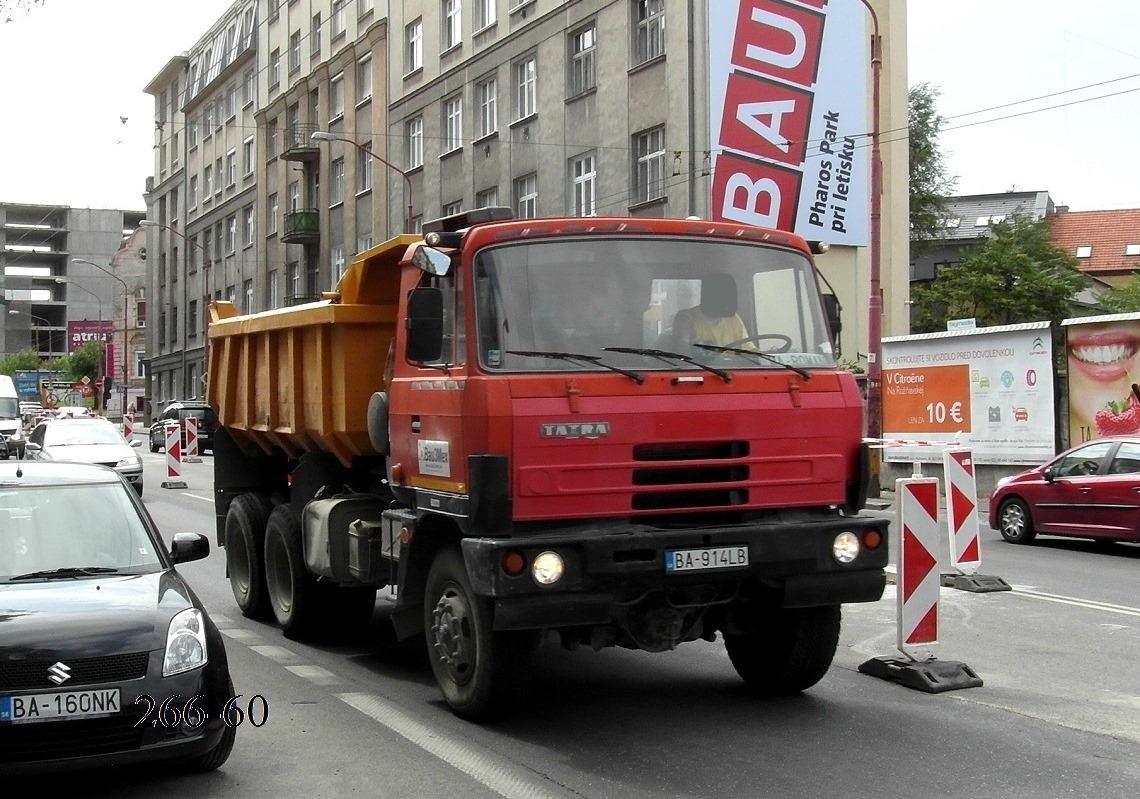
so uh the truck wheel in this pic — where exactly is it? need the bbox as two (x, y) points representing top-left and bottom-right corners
(724, 605), (841, 695)
(225, 494), (273, 619)
(424, 549), (537, 721)
(263, 505), (321, 639)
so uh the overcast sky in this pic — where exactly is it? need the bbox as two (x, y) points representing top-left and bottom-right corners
(1, 1), (1137, 213)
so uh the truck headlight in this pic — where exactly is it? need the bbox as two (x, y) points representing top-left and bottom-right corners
(531, 551), (564, 586)
(163, 608), (208, 676)
(832, 532), (861, 564)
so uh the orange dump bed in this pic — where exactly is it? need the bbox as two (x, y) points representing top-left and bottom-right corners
(206, 235), (415, 467)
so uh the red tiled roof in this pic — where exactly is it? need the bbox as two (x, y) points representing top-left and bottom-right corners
(1049, 208), (1140, 276)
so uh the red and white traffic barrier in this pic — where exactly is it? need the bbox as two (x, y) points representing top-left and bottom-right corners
(161, 422), (187, 489)
(943, 448), (981, 575)
(897, 476), (940, 658)
(183, 416), (202, 463)
(123, 411), (134, 440)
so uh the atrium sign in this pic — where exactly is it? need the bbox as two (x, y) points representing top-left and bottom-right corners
(708, 0), (869, 245)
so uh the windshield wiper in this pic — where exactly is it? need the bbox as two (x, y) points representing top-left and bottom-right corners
(693, 344), (812, 380)
(506, 350), (645, 384)
(9, 566), (122, 581)
(601, 347), (731, 383)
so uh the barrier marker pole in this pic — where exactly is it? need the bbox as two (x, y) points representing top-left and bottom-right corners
(183, 416), (202, 463)
(161, 422), (187, 489)
(941, 447), (1011, 593)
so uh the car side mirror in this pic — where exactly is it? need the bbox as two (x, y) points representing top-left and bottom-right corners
(130, 439), (141, 448)
(24, 442), (41, 453)
(170, 532), (210, 564)
(1043, 465), (1056, 483)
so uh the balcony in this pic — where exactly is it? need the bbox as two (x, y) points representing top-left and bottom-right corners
(286, 294), (321, 306)
(282, 123), (321, 161)
(282, 209), (320, 244)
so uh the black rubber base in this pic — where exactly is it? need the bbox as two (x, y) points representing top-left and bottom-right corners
(940, 573), (1012, 592)
(859, 656), (984, 693)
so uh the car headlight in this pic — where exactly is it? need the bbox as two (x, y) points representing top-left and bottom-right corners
(163, 608), (208, 676)
(115, 455), (142, 469)
(832, 531), (861, 564)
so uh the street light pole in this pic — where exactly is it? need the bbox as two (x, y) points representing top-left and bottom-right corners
(57, 278), (106, 413)
(859, 0), (884, 487)
(310, 131), (414, 234)
(140, 220), (213, 392)
(72, 258), (131, 418)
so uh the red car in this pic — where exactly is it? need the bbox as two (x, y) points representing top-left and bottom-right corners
(989, 436), (1140, 545)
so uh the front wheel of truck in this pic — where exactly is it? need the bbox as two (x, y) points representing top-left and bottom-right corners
(424, 549), (538, 722)
(225, 493), (273, 620)
(724, 605), (841, 695)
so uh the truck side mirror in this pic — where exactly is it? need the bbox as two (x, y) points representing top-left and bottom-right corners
(406, 287), (444, 363)
(821, 294), (841, 347)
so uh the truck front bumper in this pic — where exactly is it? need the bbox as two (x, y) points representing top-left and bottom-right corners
(460, 513), (888, 631)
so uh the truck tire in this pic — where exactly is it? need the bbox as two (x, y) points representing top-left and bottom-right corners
(424, 549), (538, 721)
(225, 494), (273, 620)
(263, 504), (322, 639)
(724, 605), (841, 695)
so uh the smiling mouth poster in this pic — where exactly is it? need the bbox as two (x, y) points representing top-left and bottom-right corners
(1062, 312), (1140, 444)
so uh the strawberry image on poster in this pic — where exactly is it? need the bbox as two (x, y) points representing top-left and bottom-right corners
(1094, 392), (1140, 436)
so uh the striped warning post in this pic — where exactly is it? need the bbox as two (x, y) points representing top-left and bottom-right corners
(161, 422), (187, 489)
(943, 448), (981, 575)
(897, 476), (940, 658)
(123, 411), (134, 441)
(183, 416), (202, 463)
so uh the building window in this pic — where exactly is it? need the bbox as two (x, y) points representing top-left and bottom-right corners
(203, 103), (214, 134)
(289, 181), (300, 212)
(569, 24), (596, 95)
(266, 119), (278, 160)
(476, 76), (496, 138)
(214, 96), (224, 129)
(226, 215), (237, 254)
(443, 201), (463, 216)
(357, 232), (373, 252)
(332, 0), (347, 39)
(356, 54), (373, 101)
(443, 0), (462, 51)
(226, 149), (236, 187)
(288, 262), (301, 299)
(475, 187), (499, 208)
(136, 298), (147, 329)
(242, 136), (254, 175)
(270, 49), (281, 87)
(239, 279), (251, 314)
(633, 0), (665, 66)
(571, 153), (596, 216)
(1076, 245), (1092, 258)
(311, 12), (322, 56)
(1126, 244), (1140, 256)
(268, 193), (279, 235)
(444, 95), (463, 153)
(356, 143), (372, 193)
(226, 83), (237, 119)
(268, 269), (279, 310)
(243, 67), (255, 106)
(407, 116), (424, 169)
(332, 246), (346, 285)
(514, 172), (537, 218)
(289, 30), (301, 73)
(633, 127), (666, 203)
(360, 0), (374, 17)
(405, 18), (423, 74)
(474, 0), (495, 30)
(189, 175), (198, 208)
(331, 157), (345, 205)
(188, 116), (198, 148)
(513, 56), (536, 120)
(331, 74), (345, 120)
(203, 164), (212, 197)
(243, 205), (254, 246)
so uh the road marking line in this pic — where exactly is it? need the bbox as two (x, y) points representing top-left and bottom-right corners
(286, 665), (340, 686)
(1010, 587), (1140, 617)
(249, 644), (301, 661)
(338, 692), (580, 799)
(220, 628), (263, 643)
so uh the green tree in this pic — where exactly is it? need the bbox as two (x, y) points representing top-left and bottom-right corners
(910, 213), (1088, 333)
(68, 341), (103, 383)
(909, 83), (957, 254)
(1092, 275), (1140, 313)
(0, 349), (39, 376)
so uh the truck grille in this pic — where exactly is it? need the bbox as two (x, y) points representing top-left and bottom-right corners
(631, 440), (749, 510)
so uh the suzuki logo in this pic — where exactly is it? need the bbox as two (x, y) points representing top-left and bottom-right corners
(47, 662), (71, 685)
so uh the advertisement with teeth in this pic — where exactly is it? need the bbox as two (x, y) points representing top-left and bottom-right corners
(1062, 312), (1140, 446)
(882, 323), (1054, 464)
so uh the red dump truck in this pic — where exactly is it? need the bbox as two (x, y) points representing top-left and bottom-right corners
(207, 208), (887, 720)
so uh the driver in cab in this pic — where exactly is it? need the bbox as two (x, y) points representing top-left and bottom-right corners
(669, 274), (753, 350)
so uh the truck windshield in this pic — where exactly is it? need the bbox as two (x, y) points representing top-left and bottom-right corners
(473, 236), (836, 375)
(0, 398), (18, 420)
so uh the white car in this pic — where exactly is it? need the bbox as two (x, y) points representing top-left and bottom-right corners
(24, 417), (144, 497)
(53, 406), (92, 418)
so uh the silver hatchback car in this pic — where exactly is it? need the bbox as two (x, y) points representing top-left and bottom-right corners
(24, 417), (144, 497)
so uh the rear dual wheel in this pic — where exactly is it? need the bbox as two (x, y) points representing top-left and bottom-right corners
(225, 493), (274, 619)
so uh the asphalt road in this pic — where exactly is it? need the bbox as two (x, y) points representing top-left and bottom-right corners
(11, 448), (1140, 797)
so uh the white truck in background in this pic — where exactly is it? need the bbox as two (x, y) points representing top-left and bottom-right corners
(0, 375), (24, 459)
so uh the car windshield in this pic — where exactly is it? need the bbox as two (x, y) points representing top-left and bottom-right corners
(0, 482), (163, 582)
(473, 236), (836, 374)
(0, 397), (18, 420)
(43, 421), (127, 447)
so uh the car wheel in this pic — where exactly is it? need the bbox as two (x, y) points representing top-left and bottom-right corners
(424, 549), (538, 721)
(149, 431), (160, 453)
(185, 678), (237, 772)
(225, 493), (274, 619)
(724, 604), (841, 695)
(998, 497), (1036, 544)
(264, 504), (322, 638)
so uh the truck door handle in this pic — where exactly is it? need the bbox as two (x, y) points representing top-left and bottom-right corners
(411, 416), (421, 433)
